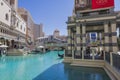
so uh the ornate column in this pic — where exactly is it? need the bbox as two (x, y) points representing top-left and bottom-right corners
(4, 29), (7, 45)
(75, 23), (82, 59)
(67, 27), (72, 57)
(99, 32), (103, 51)
(97, 32), (100, 52)
(101, 32), (104, 50)
(104, 21), (110, 52)
(111, 21), (118, 52)
(71, 30), (74, 59)
(82, 23), (86, 59)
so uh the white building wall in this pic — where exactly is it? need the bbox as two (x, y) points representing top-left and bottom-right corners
(15, 14), (26, 35)
(0, 0), (11, 26)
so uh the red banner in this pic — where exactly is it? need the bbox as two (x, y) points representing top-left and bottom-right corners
(92, 0), (114, 9)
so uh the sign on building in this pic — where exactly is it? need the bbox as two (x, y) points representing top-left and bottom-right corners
(92, 0), (114, 9)
(75, 0), (114, 11)
(91, 33), (96, 42)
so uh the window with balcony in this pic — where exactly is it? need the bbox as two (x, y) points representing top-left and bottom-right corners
(99, 10), (109, 15)
(10, 0), (15, 6)
(90, 12), (98, 16)
(82, 13), (90, 17)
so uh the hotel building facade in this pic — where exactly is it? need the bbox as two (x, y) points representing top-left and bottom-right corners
(18, 8), (34, 45)
(18, 8), (45, 48)
(0, 0), (45, 49)
(0, 0), (26, 48)
(64, 0), (120, 79)
(65, 0), (120, 59)
(34, 23), (44, 42)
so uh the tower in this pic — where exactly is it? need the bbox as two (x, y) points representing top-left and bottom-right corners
(10, 0), (18, 11)
(53, 29), (60, 38)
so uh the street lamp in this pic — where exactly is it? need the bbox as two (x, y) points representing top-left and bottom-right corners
(17, 34), (20, 49)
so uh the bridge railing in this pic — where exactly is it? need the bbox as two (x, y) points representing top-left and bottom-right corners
(64, 50), (72, 57)
(70, 49), (104, 60)
(105, 52), (120, 73)
(45, 43), (67, 47)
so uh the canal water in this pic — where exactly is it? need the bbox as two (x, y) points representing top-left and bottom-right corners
(0, 51), (110, 80)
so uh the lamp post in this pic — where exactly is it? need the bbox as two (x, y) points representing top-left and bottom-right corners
(17, 34), (20, 49)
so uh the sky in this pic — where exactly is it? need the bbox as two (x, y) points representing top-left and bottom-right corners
(18, 0), (120, 36)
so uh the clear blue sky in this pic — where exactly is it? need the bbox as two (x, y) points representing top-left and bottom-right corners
(18, 0), (120, 36)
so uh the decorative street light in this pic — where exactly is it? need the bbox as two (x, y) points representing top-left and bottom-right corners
(17, 34), (21, 49)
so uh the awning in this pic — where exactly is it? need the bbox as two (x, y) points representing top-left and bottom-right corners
(0, 42), (2, 45)
(37, 46), (44, 48)
(0, 36), (12, 40)
(0, 44), (8, 48)
(4, 37), (12, 40)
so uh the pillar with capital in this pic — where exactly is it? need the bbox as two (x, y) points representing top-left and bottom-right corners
(71, 30), (74, 59)
(67, 27), (72, 57)
(75, 23), (82, 59)
(104, 21), (110, 52)
(111, 21), (118, 52)
(82, 23), (86, 59)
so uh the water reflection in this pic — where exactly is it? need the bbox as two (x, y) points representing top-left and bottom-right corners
(33, 63), (111, 80)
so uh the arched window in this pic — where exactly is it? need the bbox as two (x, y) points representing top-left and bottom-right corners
(5, 13), (9, 21)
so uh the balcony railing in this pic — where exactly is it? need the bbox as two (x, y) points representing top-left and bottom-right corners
(77, 12), (116, 19)
(65, 50), (72, 57)
(65, 50), (120, 73)
(105, 52), (120, 73)
(10, 24), (16, 30)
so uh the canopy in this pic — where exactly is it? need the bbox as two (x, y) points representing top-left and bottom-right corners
(37, 46), (44, 48)
(0, 44), (8, 48)
(118, 52), (120, 55)
(0, 42), (2, 45)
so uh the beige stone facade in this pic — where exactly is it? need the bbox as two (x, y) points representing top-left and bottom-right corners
(18, 8), (34, 43)
(53, 29), (60, 38)
(34, 23), (44, 41)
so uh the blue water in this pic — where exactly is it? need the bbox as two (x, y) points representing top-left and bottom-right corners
(0, 51), (111, 80)
(0, 51), (64, 80)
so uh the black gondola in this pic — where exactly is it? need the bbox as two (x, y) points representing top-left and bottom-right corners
(58, 53), (64, 58)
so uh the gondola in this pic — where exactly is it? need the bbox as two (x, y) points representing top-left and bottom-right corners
(58, 53), (64, 58)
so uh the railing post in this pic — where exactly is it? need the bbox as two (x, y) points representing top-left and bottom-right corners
(72, 50), (74, 60)
(104, 51), (106, 61)
(110, 52), (113, 66)
(92, 49), (95, 60)
(64, 50), (66, 58)
(82, 50), (84, 60)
